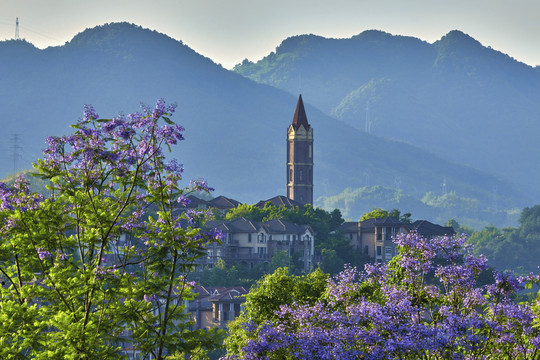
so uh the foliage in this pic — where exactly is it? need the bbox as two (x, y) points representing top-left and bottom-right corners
(359, 207), (411, 223)
(223, 268), (328, 358)
(225, 203), (348, 272)
(223, 233), (540, 359)
(320, 186), (519, 230)
(468, 205), (540, 275)
(0, 100), (223, 359)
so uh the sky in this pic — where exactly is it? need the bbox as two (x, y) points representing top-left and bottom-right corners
(0, 0), (539, 69)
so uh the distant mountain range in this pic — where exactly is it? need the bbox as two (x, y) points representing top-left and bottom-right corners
(0, 23), (534, 227)
(234, 30), (540, 203)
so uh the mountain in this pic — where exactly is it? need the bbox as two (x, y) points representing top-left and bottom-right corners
(0, 23), (527, 227)
(234, 30), (540, 202)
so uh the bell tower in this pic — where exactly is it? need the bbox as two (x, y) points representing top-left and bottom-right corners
(287, 94), (313, 205)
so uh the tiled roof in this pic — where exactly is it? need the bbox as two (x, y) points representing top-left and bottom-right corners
(210, 217), (262, 233)
(264, 219), (309, 234)
(291, 94), (310, 130)
(255, 195), (303, 209)
(340, 221), (359, 232)
(373, 217), (403, 226)
(208, 287), (248, 302)
(208, 196), (241, 209)
(184, 195), (209, 208)
(411, 220), (456, 236)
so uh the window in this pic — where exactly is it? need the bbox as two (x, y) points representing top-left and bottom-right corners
(309, 144), (312, 158)
(258, 234), (266, 243)
(289, 168), (293, 182)
(364, 245), (369, 255)
(299, 169), (303, 181)
(385, 246), (393, 261)
(376, 246), (382, 256)
(248, 234), (252, 242)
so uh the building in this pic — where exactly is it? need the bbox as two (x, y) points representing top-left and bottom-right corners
(341, 218), (455, 263)
(255, 195), (304, 209)
(287, 95), (314, 205)
(189, 286), (248, 330)
(204, 217), (315, 272)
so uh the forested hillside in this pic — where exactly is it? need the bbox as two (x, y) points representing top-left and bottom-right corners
(234, 30), (540, 203)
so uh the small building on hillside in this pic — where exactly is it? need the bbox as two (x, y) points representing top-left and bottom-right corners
(341, 218), (455, 263)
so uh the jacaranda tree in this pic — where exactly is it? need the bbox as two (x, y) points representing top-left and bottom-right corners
(223, 233), (540, 359)
(0, 100), (223, 359)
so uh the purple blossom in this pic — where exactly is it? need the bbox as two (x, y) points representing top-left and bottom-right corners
(37, 248), (52, 260)
(144, 293), (159, 302)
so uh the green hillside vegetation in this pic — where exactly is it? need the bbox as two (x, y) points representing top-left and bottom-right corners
(468, 205), (540, 275)
(318, 185), (519, 229)
(234, 30), (540, 204)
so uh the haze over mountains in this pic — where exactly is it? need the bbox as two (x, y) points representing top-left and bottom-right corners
(0, 23), (536, 227)
(234, 30), (540, 201)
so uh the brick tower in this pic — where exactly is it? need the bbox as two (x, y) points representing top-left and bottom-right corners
(287, 94), (313, 205)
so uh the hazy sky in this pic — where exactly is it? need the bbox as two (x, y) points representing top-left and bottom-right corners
(1, 0), (539, 69)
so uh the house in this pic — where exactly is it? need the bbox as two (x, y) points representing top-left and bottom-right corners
(189, 286), (248, 330)
(255, 195), (304, 209)
(204, 217), (315, 271)
(341, 218), (455, 263)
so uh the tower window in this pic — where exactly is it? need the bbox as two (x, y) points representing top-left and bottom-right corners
(289, 168), (292, 183)
(309, 145), (312, 158)
(299, 169), (303, 181)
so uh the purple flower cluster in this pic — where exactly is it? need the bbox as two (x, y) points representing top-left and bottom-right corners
(227, 233), (540, 359)
(37, 247), (52, 260)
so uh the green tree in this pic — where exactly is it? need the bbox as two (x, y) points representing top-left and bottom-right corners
(224, 268), (327, 358)
(270, 250), (293, 273)
(0, 101), (223, 359)
(360, 207), (411, 223)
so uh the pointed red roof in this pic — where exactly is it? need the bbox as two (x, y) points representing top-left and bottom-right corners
(291, 94), (310, 130)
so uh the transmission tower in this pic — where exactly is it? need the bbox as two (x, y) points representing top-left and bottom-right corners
(15, 18), (20, 40)
(9, 134), (22, 173)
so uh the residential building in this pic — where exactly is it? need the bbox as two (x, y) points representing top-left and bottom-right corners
(341, 218), (455, 263)
(189, 286), (248, 330)
(204, 217), (315, 272)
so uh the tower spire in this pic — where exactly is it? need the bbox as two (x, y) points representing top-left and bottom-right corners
(291, 94), (310, 130)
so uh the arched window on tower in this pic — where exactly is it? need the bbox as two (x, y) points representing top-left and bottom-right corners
(309, 144), (312, 159)
(289, 168), (293, 183)
(299, 169), (303, 181)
